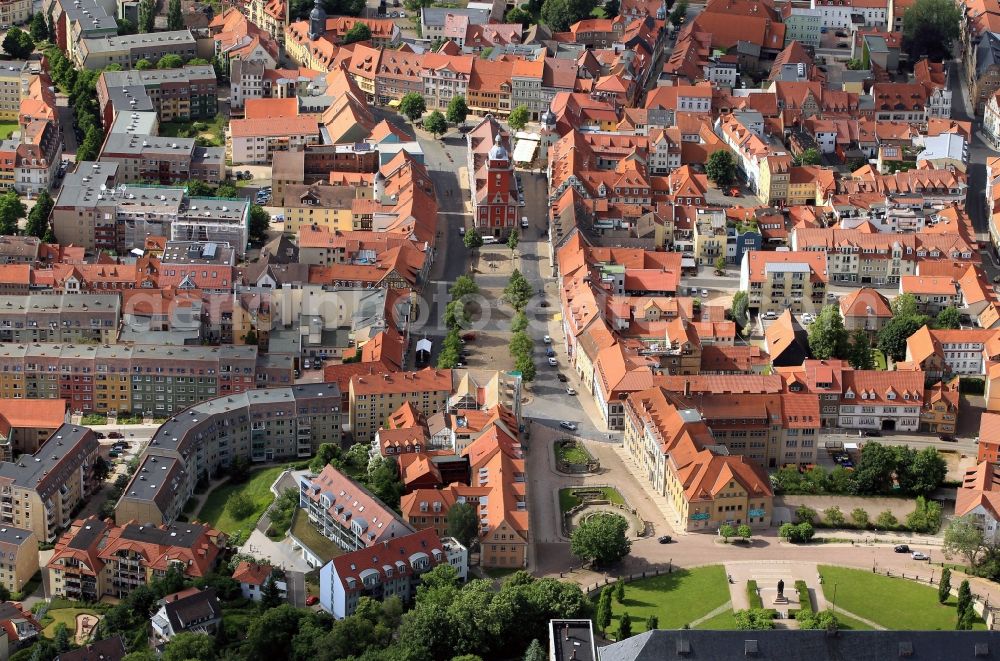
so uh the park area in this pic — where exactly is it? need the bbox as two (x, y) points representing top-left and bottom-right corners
(818, 566), (988, 630)
(196, 466), (284, 535)
(601, 565), (731, 633)
(558, 486), (625, 514)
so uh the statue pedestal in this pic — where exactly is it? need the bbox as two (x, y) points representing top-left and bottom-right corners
(773, 594), (789, 605)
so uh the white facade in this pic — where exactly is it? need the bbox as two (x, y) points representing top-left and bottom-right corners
(230, 131), (320, 165)
(837, 402), (921, 431)
(240, 576), (288, 602)
(939, 340), (987, 375)
(811, 0), (888, 28)
(986, 94), (1000, 150)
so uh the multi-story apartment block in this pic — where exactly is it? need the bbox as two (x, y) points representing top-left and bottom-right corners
(47, 517), (224, 600)
(53, 163), (244, 254)
(50, 0), (117, 65)
(75, 30), (197, 69)
(739, 250), (828, 316)
(811, 0), (888, 29)
(229, 116), (321, 165)
(299, 464), (414, 555)
(98, 133), (225, 185)
(0, 399), (67, 460)
(0, 424), (99, 542)
(96, 66), (218, 126)
(905, 326), (1000, 378)
(511, 57), (580, 121)
(319, 529), (465, 618)
(955, 461), (1000, 543)
(838, 370), (924, 432)
(623, 386), (774, 532)
(349, 368), (451, 446)
(115, 384), (342, 526)
(782, 7), (822, 47)
(0, 525), (36, 594)
(0, 295), (119, 344)
(921, 377), (959, 434)
(792, 228), (914, 286)
(0, 61), (30, 122)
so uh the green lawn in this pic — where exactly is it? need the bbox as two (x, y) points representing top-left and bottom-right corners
(0, 121), (17, 140)
(196, 466), (284, 535)
(43, 608), (99, 639)
(819, 566), (987, 630)
(831, 610), (876, 630)
(694, 608), (738, 630)
(158, 115), (225, 147)
(554, 440), (592, 465)
(290, 508), (344, 563)
(602, 565), (731, 633)
(873, 349), (887, 371)
(558, 487), (625, 514)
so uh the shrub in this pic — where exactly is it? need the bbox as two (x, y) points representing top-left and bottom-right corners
(794, 580), (811, 611)
(795, 505), (817, 524)
(227, 492), (255, 520)
(746, 580), (762, 609)
(823, 506), (845, 527)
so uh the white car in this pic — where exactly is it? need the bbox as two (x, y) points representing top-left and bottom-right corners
(566, 387), (577, 395)
(521, 216), (529, 228)
(547, 357), (558, 366)
(559, 421), (578, 431)
(543, 335), (552, 344)
(459, 227), (466, 236)
(911, 551), (929, 561)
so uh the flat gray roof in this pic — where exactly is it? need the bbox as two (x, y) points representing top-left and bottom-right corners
(82, 30), (196, 54)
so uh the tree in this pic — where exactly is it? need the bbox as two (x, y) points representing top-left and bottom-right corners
(507, 229), (520, 252)
(732, 290), (749, 329)
(909, 447), (947, 497)
(53, 623), (70, 652)
(876, 510), (898, 529)
(446, 501), (479, 547)
(77, 125), (102, 162)
(878, 314), (928, 361)
(511, 311), (528, 333)
(796, 522), (815, 543)
(669, 0), (687, 27)
(157, 54), (184, 69)
(848, 329), (876, 370)
(310, 443), (340, 473)
(540, 0), (574, 31)
(705, 150), (737, 188)
(503, 269), (533, 311)
(524, 639), (546, 661)
(47, 13), (56, 42)
(423, 110), (447, 138)
(713, 255), (726, 274)
(597, 587), (613, 632)
(399, 92), (427, 123)
(30, 13), (48, 42)
(26, 190), (53, 239)
(795, 505), (817, 524)
(846, 58), (865, 70)
(797, 609), (839, 631)
(611, 579), (624, 604)
(187, 57), (210, 65)
(261, 573), (284, 609)
(823, 506), (845, 527)
(506, 6), (532, 26)
(645, 614), (658, 631)
(508, 105), (530, 131)
(570, 512), (631, 566)
(795, 148), (821, 166)
(0, 190), (25, 234)
(249, 204), (270, 243)
(343, 21), (371, 44)
(938, 567), (952, 604)
(138, 0), (155, 33)
(617, 612), (632, 640)
(116, 17), (137, 34)
(735, 608), (775, 630)
(719, 523), (735, 541)
(936, 306), (961, 330)
(955, 580), (975, 631)
(464, 227), (484, 250)
(902, 0), (961, 61)
(447, 95), (469, 125)
(737, 523), (752, 542)
(944, 515), (988, 566)
(808, 304), (850, 360)
(135, 58), (153, 70)
(515, 351), (537, 382)
(227, 492), (255, 520)
(2, 28), (33, 59)
(162, 632), (216, 661)
(852, 442), (895, 494)
(167, 0), (183, 29)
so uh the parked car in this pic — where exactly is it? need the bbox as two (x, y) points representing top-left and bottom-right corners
(108, 450), (120, 458)
(521, 216), (529, 228)
(863, 430), (881, 437)
(701, 289), (709, 297)
(557, 373), (568, 382)
(559, 421), (578, 431)
(762, 311), (778, 320)
(547, 357), (558, 366)
(94, 432), (106, 439)
(939, 434), (956, 442)
(566, 387), (577, 395)
(461, 332), (476, 341)
(546, 348), (555, 358)
(305, 596), (319, 606)
(543, 335), (552, 344)
(658, 535), (672, 544)
(459, 227), (466, 236)
(108, 431), (124, 439)
(539, 301), (550, 308)
(303, 359), (311, 370)
(912, 551), (929, 561)
(894, 544), (910, 553)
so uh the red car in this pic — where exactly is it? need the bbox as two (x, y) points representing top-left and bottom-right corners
(305, 596), (318, 606)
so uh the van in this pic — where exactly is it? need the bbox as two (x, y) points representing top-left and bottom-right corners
(482, 235), (499, 244)
(521, 216), (529, 228)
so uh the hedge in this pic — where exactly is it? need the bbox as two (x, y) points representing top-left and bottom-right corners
(747, 580), (763, 609)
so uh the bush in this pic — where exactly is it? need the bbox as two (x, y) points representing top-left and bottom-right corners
(876, 510), (898, 530)
(746, 580), (762, 609)
(227, 492), (255, 520)
(823, 506), (845, 527)
(780, 522), (815, 543)
(795, 505), (817, 524)
(959, 377), (985, 395)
